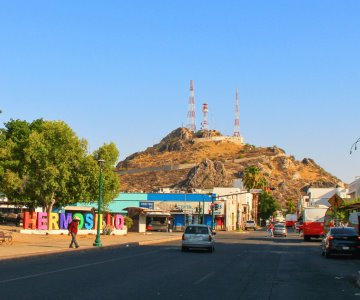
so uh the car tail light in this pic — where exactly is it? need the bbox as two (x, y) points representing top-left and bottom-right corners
(182, 234), (185, 240)
(328, 236), (334, 240)
(146, 226), (153, 231)
(208, 235), (212, 241)
(357, 236), (360, 241)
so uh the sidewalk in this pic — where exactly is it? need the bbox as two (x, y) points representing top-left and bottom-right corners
(0, 225), (182, 261)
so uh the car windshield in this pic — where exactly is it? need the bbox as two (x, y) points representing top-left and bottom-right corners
(247, 221), (254, 224)
(185, 226), (209, 234)
(330, 227), (357, 235)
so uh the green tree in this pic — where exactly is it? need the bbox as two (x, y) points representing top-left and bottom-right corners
(0, 119), (121, 213)
(258, 191), (280, 220)
(0, 119), (44, 206)
(23, 120), (98, 212)
(243, 166), (267, 190)
(285, 198), (296, 214)
(91, 142), (120, 205)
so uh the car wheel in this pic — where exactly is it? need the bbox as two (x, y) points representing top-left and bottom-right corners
(304, 236), (310, 241)
(181, 246), (187, 252)
(208, 247), (214, 253)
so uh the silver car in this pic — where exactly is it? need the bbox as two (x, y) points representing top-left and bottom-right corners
(182, 224), (216, 252)
(273, 223), (287, 237)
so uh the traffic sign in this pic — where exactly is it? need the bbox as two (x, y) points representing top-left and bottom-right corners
(328, 194), (344, 208)
(250, 189), (262, 193)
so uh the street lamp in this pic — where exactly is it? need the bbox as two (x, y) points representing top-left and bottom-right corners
(350, 137), (360, 154)
(208, 193), (215, 230)
(93, 159), (105, 247)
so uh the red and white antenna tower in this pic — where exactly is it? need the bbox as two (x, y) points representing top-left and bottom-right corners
(201, 103), (209, 130)
(234, 88), (241, 137)
(187, 80), (196, 132)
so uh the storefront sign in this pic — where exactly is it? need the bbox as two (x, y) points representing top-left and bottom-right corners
(140, 201), (154, 209)
(23, 212), (125, 230)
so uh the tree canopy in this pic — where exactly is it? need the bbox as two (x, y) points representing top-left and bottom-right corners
(285, 198), (296, 214)
(0, 119), (120, 211)
(258, 191), (280, 221)
(242, 165), (268, 190)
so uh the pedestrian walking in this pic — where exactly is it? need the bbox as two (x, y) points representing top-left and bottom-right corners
(68, 216), (80, 248)
(267, 222), (274, 237)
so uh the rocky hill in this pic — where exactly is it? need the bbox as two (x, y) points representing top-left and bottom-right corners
(116, 128), (344, 204)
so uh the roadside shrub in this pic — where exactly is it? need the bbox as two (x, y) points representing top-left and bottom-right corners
(124, 216), (133, 230)
(103, 224), (113, 235)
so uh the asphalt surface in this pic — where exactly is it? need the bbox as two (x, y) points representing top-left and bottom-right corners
(0, 229), (359, 300)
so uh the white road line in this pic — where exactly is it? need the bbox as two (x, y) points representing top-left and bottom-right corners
(0, 249), (164, 284)
(193, 271), (215, 286)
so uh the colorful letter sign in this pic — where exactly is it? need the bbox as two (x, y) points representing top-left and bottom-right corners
(23, 212), (125, 231)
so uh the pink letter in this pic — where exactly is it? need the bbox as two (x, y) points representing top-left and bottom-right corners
(37, 212), (48, 230)
(114, 214), (124, 230)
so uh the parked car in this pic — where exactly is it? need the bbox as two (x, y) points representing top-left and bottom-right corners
(182, 224), (215, 252)
(146, 220), (168, 232)
(273, 223), (287, 237)
(321, 227), (360, 258)
(245, 220), (257, 231)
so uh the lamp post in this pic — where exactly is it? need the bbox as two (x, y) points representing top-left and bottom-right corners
(209, 193), (215, 230)
(350, 137), (360, 154)
(202, 195), (205, 224)
(93, 159), (105, 247)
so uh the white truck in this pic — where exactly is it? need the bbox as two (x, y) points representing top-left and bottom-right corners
(245, 220), (257, 231)
(285, 214), (297, 228)
(303, 207), (328, 241)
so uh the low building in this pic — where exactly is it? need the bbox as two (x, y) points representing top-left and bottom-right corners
(76, 189), (254, 232)
(305, 187), (349, 207)
(348, 177), (360, 200)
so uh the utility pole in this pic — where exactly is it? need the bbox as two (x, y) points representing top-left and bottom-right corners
(202, 195), (205, 225)
(210, 193), (215, 230)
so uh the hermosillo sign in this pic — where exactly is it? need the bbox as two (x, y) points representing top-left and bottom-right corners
(22, 212), (126, 234)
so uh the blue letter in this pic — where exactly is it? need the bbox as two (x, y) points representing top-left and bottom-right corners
(84, 213), (94, 229)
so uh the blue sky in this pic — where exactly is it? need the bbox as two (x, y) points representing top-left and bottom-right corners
(0, 1), (359, 183)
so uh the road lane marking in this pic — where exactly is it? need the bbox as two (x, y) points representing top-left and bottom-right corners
(0, 249), (164, 284)
(193, 271), (215, 285)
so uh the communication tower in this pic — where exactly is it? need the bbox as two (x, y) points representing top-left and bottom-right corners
(201, 103), (209, 130)
(233, 88), (241, 137)
(187, 80), (196, 132)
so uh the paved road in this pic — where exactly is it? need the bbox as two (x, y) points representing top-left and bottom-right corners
(0, 229), (359, 299)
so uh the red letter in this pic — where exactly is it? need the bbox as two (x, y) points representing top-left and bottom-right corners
(23, 212), (37, 229)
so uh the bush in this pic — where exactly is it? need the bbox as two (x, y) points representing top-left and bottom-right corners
(103, 224), (113, 235)
(124, 216), (133, 230)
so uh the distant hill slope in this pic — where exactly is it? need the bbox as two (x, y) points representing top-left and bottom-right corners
(116, 128), (344, 204)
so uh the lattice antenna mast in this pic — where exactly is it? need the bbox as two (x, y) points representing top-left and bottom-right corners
(201, 103), (209, 130)
(187, 80), (196, 132)
(234, 88), (241, 137)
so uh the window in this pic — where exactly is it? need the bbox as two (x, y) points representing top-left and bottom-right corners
(330, 228), (356, 235)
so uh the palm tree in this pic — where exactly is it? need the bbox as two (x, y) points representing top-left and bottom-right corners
(243, 166), (268, 225)
(243, 166), (267, 190)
